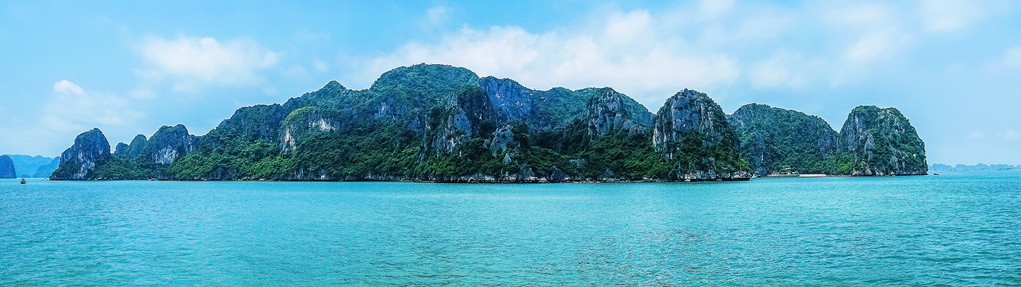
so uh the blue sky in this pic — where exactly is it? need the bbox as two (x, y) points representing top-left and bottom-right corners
(1, 0), (1019, 165)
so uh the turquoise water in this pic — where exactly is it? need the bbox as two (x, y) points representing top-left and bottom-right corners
(1, 172), (1019, 285)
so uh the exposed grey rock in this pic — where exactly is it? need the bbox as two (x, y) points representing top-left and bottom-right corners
(577, 88), (654, 136)
(652, 89), (749, 181)
(51, 128), (111, 180)
(838, 106), (927, 176)
(486, 125), (516, 156)
(430, 86), (499, 153)
(139, 124), (196, 165)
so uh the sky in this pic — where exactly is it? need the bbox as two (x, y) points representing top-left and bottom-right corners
(1, 0), (1019, 165)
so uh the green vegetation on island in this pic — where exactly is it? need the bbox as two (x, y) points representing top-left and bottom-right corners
(49, 64), (927, 181)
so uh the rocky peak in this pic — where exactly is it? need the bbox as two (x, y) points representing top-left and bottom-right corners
(577, 87), (653, 136)
(729, 103), (839, 176)
(838, 105), (927, 176)
(370, 63), (480, 93)
(479, 76), (533, 123)
(652, 89), (749, 180)
(321, 80), (346, 93)
(430, 86), (500, 153)
(214, 104), (290, 142)
(139, 124), (197, 165)
(114, 134), (148, 158)
(51, 128), (111, 180)
(653, 89), (728, 150)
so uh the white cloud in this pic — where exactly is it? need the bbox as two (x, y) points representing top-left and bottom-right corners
(313, 58), (329, 72)
(364, 23), (740, 108)
(424, 6), (449, 28)
(129, 88), (155, 99)
(602, 10), (653, 46)
(920, 0), (983, 32)
(999, 130), (1020, 140)
(1002, 46), (1021, 69)
(818, 3), (908, 65)
(844, 32), (896, 63)
(749, 51), (809, 89)
(344, 1), (1009, 110)
(43, 81), (144, 133)
(283, 65), (306, 78)
(53, 80), (84, 95)
(698, 0), (735, 17)
(139, 34), (278, 91)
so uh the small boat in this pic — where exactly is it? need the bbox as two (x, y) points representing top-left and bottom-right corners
(20, 179), (26, 184)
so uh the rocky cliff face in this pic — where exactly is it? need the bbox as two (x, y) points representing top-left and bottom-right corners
(52, 63), (925, 181)
(729, 104), (839, 176)
(838, 106), (927, 176)
(430, 86), (500, 153)
(576, 88), (653, 136)
(0, 155), (15, 179)
(138, 125), (197, 165)
(478, 77), (591, 132)
(215, 104), (291, 142)
(114, 134), (148, 158)
(653, 89), (749, 180)
(367, 64), (481, 131)
(51, 128), (111, 180)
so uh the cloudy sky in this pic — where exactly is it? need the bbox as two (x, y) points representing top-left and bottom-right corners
(1, 0), (1019, 165)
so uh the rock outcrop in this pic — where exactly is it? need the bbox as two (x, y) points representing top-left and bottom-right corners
(729, 104), (839, 176)
(576, 88), (654, 136)
(653, 89), (749, 180)
(837, 106), (927, 176)
(430, 86), (499, 153)
(49, 63), (925, 181)
(51, 128), (111, 180)
(0, 155), (15, 179)
(114, 134), (148, 158)
(479, 77), (591, 132)
(138, 124), (197, 165)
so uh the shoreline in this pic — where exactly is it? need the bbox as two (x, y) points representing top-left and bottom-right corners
(42, 174), (934, 183)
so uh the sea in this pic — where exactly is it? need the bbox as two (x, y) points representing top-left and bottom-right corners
(1, 171), (1019, 285)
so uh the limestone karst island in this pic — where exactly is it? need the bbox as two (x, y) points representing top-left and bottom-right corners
(51, 64), (927, 182)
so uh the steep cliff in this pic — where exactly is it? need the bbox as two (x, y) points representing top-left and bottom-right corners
(51, 128), (111, 180)
(0, 155), (15, 179)
(429, 85), (500, 154)
(836, 106), (927, 176)
(653, 89), (749, 180)
(729, 104), (839, 176)
(138, 124), (197, 165)
(478, 77), (591, 132)
(114, 134), (148, 158)
(50, 63), (924, 181)
(576, 88), (654, 136)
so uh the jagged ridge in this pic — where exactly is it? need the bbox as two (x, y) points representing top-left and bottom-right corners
(49, 64), (926, 181)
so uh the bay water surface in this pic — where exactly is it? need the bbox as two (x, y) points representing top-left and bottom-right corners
(1, 172), (1019, 285)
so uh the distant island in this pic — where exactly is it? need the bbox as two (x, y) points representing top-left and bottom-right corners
(51, 64), (928, 182)
(930, 164), (1020, 172)
(0, 155), (60, 178)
